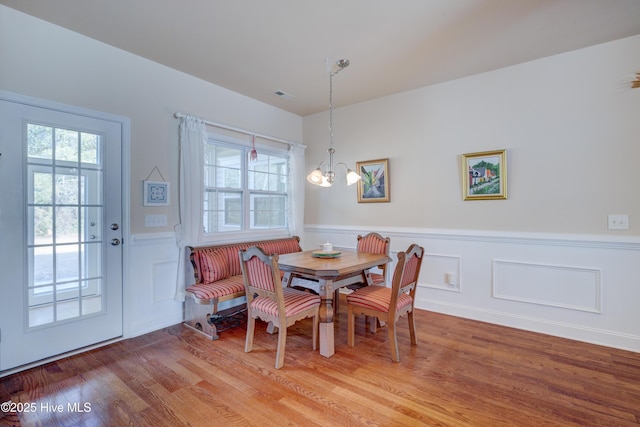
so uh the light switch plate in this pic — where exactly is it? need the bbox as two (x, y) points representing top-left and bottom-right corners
(145, 214), (167, 227)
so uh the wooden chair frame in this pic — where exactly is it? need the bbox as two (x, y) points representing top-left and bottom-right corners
(347, 243), (424, 362)
(239, 246), (319, 369)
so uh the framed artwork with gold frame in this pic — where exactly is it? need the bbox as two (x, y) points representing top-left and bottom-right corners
(462, 150), (507, 200)
(357, 158), (389, 203)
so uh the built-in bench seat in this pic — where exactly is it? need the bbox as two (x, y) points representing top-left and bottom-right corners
(184, 236), (302, 339)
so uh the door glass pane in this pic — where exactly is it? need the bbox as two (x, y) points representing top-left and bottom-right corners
(27, 124), (53, 160)
(29, 206), (53, 246)
(82, 242), (102, 278)
(83, 168), (103, 205)
(29, 168), (53, 204)
(55, 167), (79, 205)
(80, 132), (99, 164)
(82, 279), (102, 316)
(27, 123), (105, 328)
(56, 244), (79, 282)
(55, 207), (79, 243)
(55, 128), (79, 162)
(30, 246), (53, 286)
(29, 305), (53, 328)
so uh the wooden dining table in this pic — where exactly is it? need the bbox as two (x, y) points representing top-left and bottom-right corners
(278, 249), (391, 357)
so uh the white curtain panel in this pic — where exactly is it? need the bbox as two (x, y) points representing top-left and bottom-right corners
(288, 143), (306, 238)
(174, 115), (206, 301)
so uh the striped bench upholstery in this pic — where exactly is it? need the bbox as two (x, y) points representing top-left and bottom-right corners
(183, 236), (302, 340)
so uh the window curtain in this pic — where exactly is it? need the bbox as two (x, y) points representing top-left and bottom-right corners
(174, 115), (206, 301)
(288, 143), (306, 238)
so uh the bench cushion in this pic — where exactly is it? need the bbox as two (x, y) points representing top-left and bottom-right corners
(200, 250), (230, 283)
(186, 275), (245, 300)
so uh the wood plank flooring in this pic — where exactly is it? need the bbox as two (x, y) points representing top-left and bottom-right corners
(2, 298), (639, 426)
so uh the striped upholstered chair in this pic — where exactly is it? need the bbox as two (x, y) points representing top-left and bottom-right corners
(239, 246), (320, 369)
(335, 232), (391, 312)
(346, 244), (424, 362)
(356, 232), (391, 286)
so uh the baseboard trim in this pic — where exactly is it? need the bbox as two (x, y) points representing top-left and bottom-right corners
(416, 298), (640, 353)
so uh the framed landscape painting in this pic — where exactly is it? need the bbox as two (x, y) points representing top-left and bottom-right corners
(357, 158), (390, 203)
(462, 149), (507, 200)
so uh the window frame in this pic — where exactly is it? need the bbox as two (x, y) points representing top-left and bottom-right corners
(201, 133), (290, 242)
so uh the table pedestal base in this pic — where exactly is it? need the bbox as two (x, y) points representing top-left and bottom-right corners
(319, 322), (335, 357)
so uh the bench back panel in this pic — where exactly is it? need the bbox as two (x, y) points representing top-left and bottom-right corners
(188, 236), (301, 285)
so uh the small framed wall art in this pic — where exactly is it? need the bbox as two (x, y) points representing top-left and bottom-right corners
(144, 180), (170, 206)
(461, 149), (507, 200)
(357, 158), (390, 203)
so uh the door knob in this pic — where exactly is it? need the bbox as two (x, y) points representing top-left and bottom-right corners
(110, 223), (119, 230)
(111, 238), (121, 246)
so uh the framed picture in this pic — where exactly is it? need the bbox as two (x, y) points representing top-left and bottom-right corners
(462, 149), (507, 200)
(357, 158), (390, 203)
(144, 180), (170, 206)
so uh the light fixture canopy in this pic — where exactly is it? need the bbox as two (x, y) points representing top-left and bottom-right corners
(306, 59), (361, 187)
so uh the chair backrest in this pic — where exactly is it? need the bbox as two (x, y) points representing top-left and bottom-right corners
(239, 246), (286, 318)
(357, 232), (391, 272)
(389, 244), (424, 314)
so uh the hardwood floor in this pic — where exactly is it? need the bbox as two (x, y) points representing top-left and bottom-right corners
(2, 298), (639, 426)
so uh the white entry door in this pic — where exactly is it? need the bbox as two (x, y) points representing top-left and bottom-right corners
(0, 94), (124, 372)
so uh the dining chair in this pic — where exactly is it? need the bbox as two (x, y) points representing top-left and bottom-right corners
(356, 232), (391, 286)
(239, 246), (321, 369)
(346, 243), (424, 362)
(334, 232), (391, 313)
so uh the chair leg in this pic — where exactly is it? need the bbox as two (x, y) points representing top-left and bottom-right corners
(312, 314), (319, 351)
(245, 315), (256, 353)
(388, 318), (400, 362)
(347, 306), (356, 347)
(275, 325), (287, 369)
(367, 315), (378, 333)
(407, 310), (418, 345)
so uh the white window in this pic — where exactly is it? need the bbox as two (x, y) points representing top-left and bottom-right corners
(203, 136), (288, 234)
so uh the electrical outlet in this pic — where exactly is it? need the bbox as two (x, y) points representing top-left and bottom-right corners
(608, 214), (629, 230)
(445, 272), (458, 286)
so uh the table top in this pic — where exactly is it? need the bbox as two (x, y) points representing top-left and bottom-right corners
(278, 249), (391, 278)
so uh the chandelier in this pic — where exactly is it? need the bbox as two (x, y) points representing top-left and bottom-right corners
(307, 59), (361, 187)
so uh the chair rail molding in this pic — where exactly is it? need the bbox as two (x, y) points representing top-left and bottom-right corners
(304, 224), (640, 250)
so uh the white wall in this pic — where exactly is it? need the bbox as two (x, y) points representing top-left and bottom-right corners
(302, 35), (640, 352)
(303, 35), (640, 235)
(0, 5), (303, 337)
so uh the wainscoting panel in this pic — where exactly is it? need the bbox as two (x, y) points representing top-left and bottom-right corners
(153, 260), (180, 303)
(424, 253), (462, 292)
(127, 233), (182, 337)
(304, 225), (640, 352)
(492, 260), (602, 313)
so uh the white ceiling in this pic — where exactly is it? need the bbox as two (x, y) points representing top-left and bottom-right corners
(3, 0), (640, 116)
